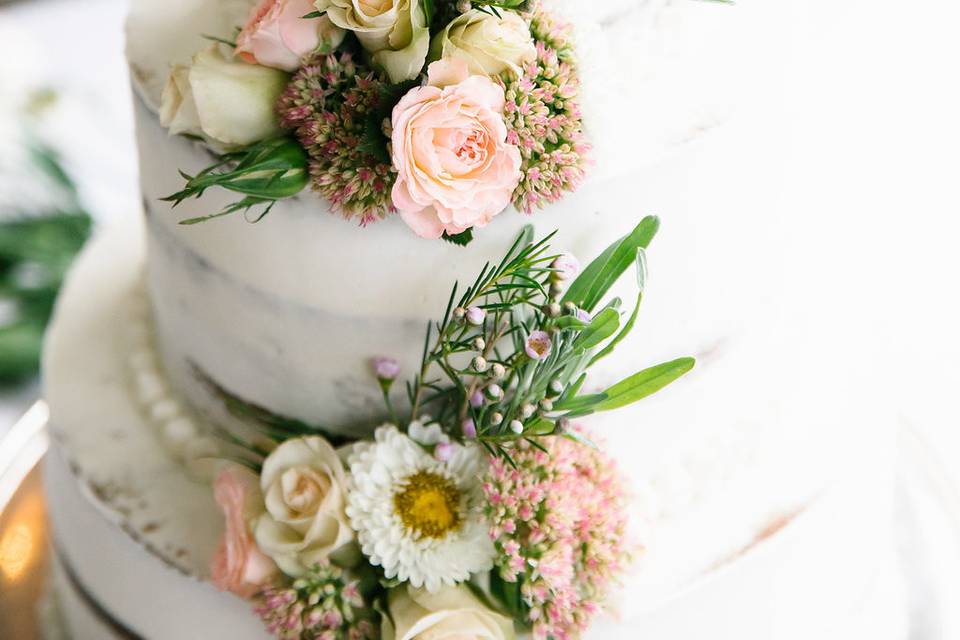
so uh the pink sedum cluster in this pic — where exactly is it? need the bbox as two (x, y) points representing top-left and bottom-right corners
(483, 432), (632, 640)
(277, 51), (397, 225)
(253, 561), (377, 640)
(503, 3), (590, 213)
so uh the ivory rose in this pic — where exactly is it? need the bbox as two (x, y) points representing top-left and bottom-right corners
(390, 59), (522, 239)
(382, 584), (516, 640)
(431, 9), (536, 78)
(210, 466), (279, 598)
(160, 44), (287, 148)
(236, 0), (346, 72)
(314, 0), (429, 82)
(253, 436), (356, 576)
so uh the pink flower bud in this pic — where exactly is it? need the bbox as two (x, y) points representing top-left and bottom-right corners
(466, 306), (486, 326)
(371, 356), (400, 381)
(462, 418), (478, 439)
(551, 253), (581, 281)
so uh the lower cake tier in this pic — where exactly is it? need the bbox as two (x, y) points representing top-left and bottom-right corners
(42, 219), (909, 638)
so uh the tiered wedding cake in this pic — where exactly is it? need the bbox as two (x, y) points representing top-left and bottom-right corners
(42, 1), (907, 638)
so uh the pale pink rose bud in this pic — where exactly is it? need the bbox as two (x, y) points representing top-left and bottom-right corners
(525, 331), (553, 360)
(435, 442), (456, 462)
(236, 0), (345, 72)
(371, 356), (401, 381)
(462, 418), (478, 439)
(466, 306), (486, 326)
(210, 466), (278, 598)
(551, 254), (581, 281)
(391, 59), (522, 239)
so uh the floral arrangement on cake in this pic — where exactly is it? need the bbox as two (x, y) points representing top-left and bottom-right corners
(159, 0), (590, 244)
(202, 215), (695, 639)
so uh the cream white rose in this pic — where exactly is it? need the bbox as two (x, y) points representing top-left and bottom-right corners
(430, 9), (536, 78)
(382, 584), (515, 640)
(253, 436), (356, 576)
(314, 0), (429, 82)
(159, 44), (287, 148)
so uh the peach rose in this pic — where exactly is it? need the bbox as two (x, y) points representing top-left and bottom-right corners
(210, 466), (278, 598)
(391, 59), (522, 239)
(236, 0), (346, 72)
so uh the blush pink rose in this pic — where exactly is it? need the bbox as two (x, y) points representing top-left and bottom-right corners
(236, 0), (345, 72)
(210, 466), (278, 598)
(391, 58), (522, 239)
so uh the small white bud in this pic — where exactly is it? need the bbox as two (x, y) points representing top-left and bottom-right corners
(472, 356), (489, 373)
(510, 420), (524, 434)
(472, 336), (486, 351)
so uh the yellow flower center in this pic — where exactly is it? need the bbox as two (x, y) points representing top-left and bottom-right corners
(394, 471), (462, 539)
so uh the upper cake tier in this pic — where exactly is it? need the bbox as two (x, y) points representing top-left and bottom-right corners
(127, 0), (749, 435)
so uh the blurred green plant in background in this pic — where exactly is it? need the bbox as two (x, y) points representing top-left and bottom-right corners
(0, 137), (91, 385)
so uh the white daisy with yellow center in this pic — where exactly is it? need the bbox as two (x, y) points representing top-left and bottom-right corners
(346, 424), (494, 593)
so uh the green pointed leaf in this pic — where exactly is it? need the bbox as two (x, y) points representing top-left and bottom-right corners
(562, 216), (659, 312)
(595, 357), (695, 412)
(552, 393), (608, 414)
(572, 307), (620, 352)
(524, 417), (556, 435)
(590, 292), (642, 366)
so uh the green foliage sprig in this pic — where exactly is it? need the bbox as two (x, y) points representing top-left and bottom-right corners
(161, 137), (309, 225)
(398, 216), (694, 463)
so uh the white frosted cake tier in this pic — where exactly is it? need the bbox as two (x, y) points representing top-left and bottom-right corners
(129, 0), (748, 434)
(43, 216), (907, 640)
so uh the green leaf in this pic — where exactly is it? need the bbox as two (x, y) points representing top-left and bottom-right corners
(553, 315), (590, 331)
(594, 357), (695, 412)
(524, 417), (556, 435)
(163, 137), (309, 203)
(590, 292), (642, 366)
(552, 393), (608, 414)
(301, 11), (324, 19)
(442, 229), (474, 246)
(489, 573), (528, 622)
(422, 0), (436, 24)
(562, 216), (659, 312)
(572, 307), (620, 352)
(357, 117), (391, 164)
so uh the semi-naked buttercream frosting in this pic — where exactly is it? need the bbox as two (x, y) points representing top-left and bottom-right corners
(41, 0), (907, 638)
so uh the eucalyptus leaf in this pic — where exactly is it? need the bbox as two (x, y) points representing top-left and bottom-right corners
(594, 357), (695, 412)
(562, 216), (659, 312)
